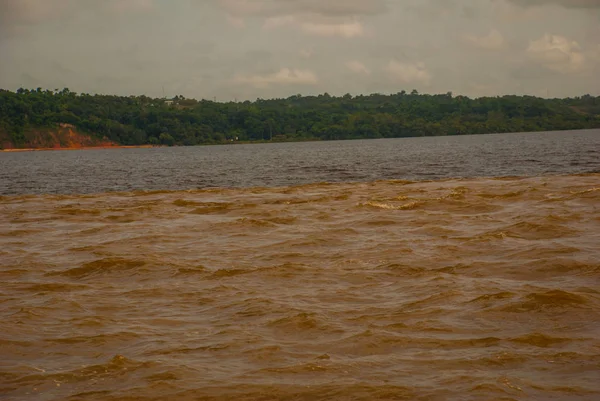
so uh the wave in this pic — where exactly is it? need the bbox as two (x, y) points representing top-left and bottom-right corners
(47, 258), (147, 279)
(494, 290), (591, 312)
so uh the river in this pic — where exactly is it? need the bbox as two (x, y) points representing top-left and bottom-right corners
(1, 130), (599, 400)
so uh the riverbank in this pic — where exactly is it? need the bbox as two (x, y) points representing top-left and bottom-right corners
(1, 145), (162, 152)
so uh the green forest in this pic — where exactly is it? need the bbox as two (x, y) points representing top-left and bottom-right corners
(1, 88), (599, 147)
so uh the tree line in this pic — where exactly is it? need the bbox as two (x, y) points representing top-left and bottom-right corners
(1, 88), (599, 147)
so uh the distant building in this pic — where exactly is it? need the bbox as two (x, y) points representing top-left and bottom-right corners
(164, 100), (174, 106)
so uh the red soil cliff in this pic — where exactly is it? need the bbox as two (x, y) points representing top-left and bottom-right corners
(0, 124), (124, 151)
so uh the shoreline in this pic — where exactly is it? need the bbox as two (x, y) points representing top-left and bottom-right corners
(1, 145), (161, 152)
(2, 127), (599, 152)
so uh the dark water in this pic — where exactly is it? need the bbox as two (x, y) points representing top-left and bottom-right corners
(1, 129), (599, 195)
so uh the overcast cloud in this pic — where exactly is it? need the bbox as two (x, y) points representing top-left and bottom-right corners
(0, 0), (598, 100)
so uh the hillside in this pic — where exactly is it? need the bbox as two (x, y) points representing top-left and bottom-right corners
(1, 88), (599, 148)
(0, 124), (118, 150)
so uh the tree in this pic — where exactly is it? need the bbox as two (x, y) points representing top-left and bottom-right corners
(159, 132), (175, 146)
(0, 88), (598, 148)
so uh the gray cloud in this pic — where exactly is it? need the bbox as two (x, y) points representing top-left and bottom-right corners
(219, 0), (388, 17)
(0, 0), (598, 100)
(507, 0), (600, 8)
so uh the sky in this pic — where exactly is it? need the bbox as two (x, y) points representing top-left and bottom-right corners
(1, 0), (599, 100)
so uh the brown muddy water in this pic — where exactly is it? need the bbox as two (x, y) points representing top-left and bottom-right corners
(1, 174), (600, 400)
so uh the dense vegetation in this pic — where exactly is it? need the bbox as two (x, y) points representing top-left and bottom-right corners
(1, 88), (599, 147)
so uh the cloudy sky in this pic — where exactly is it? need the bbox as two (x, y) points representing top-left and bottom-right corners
(1, 0), (599, 100)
